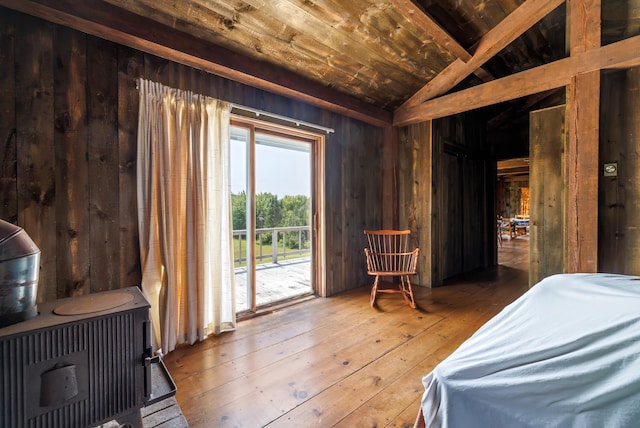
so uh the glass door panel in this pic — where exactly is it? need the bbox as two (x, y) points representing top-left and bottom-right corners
(254, 132), (312, 307)
(230, 124), (314, 314)
(230, 126), (250, 312)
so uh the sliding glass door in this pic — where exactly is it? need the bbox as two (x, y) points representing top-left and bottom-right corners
(230, 120), (317, 314)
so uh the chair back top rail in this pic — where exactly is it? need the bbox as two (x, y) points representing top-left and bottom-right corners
(364, 229), (411, 236)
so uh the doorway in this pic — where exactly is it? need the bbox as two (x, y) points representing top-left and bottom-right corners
(496, 158), (530, 266)
(230, 118), (324, 315)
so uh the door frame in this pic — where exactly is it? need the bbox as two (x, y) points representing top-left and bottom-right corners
(230, 115), (326, 312)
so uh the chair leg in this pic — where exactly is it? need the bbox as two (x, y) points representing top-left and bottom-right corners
(370, 275), (379, 307)
(400, 275), (416, 309)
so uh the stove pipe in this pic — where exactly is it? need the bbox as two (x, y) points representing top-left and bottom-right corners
(0, 218), (40, 328)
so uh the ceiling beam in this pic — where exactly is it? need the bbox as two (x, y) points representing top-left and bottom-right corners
(393, 34), (640, 126)
(398, 0), (565, 112)
(0, 0), (393, 128)
(487, 89), (562, 130)
(388, 0), (494, 82)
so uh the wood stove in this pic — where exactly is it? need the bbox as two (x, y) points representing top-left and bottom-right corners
(0, 287), (173, 428)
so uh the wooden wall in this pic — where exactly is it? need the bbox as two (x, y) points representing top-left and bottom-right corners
(0, 7), (384, 302)
(497, 178), (529, 219)
(528, 69), (640, 281)
(397, 121), (432, 287)
(398, 76), (640, 288)
(599, 67), (640, 275)
(398, 112), (492, 287)
(434, 114), (491, 281)
(529, 105), (566, 286)
(324, 115), (384, 296)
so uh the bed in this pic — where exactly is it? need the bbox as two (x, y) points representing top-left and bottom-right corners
(415, 273), (640, 428)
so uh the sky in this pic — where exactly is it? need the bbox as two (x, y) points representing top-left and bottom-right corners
(230, 130), (311, 198)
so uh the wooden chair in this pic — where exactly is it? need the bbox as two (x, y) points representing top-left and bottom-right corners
(497, 216), (513, 244)
(364, 230), (420, 308)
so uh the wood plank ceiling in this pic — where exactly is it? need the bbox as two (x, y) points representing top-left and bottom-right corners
(2, 0), (638, 126)
(102, 0), (567, 111)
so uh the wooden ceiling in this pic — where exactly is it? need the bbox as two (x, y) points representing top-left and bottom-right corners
(2, 0), (639, 127)
(101, 0), (567, 109)
(497, 158), (530, 178)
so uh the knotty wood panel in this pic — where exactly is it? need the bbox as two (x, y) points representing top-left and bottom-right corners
(439, 154), (489, 277)
(566, 72), (600, 272)
(324, 116), (384, 296)
(398, 112), (491, 287)
(15, 14), (57, 303)
(53, 26), (90, 297)
(435, 114), (491, 282)
(498, 178), (530, 218)
(87, 37), (120, 294)
(462, 156), (486, 272)
(602, 0), (640, 44)
(0, 0), (392, 127)
(529, 105), (566, 285)
(381, 125), (398, 229)
(0, 7), (384, 301)
(442, 153), (463, 279)
(397, 121), (433, 287)
(0, 11), (17, 224)
(118, 46), (144, 289)
(102, 0), (454, 110)
(599, 67), (640, 275)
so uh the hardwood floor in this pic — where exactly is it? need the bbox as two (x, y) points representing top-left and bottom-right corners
(163, 240), (530, 427)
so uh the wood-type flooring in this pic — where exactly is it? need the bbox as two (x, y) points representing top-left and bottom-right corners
(163, 239), (529, 427)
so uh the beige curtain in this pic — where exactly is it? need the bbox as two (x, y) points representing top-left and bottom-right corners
(137, 79), (235, 354)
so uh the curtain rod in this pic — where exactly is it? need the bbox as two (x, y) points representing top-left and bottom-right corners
(135, 79), (334, 134)
(231, 104), (335, 134)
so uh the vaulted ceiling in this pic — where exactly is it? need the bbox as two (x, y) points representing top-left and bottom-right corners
(104, 0), (568, 110)
(2, 0), (639, 127)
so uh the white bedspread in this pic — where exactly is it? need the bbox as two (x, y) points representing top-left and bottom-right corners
(419, 273), (640, 428)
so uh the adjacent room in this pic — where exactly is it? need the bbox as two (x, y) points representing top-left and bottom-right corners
(0, 1), (639, 427)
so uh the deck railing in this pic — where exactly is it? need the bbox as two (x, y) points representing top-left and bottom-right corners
(233, 226), (311, 265)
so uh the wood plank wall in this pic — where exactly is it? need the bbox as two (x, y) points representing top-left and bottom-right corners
(529, 105), (566, 286)
(435, 114), (491, 280)
(0, 7), (384, 302)
(324, 115), (385, 296)
(397, 121), (432, 287)
(599, 67), (640, 275)
(398, 112), (492, 287)
(401, 69), (640, 287)
(497, 178), (529, 219)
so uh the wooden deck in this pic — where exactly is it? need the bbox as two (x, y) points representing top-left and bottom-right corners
(234, 258), (312, 312)
(163, 239), (529, 426)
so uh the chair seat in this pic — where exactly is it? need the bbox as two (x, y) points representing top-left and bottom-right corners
(368, 270), (416, 276)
